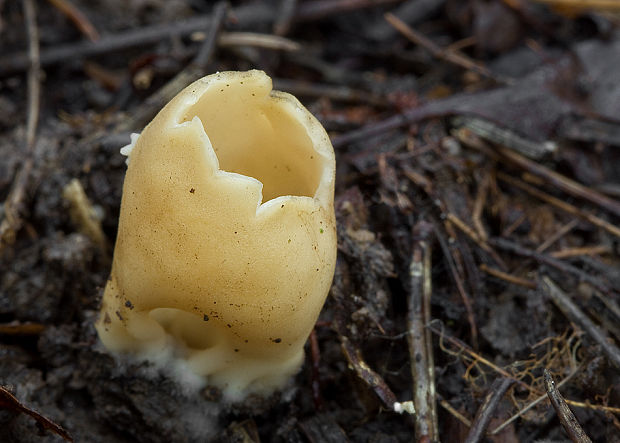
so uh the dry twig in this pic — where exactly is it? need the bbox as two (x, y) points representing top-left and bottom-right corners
(273, 0), (298, 35)
(0, 321), (45, 335)
(454, 116), (554, 159)
(218, 32), (300, 51)
(0, 0), (41, 249)
(332, 99), (452, 147)
(401, 168), (480, 348)
(339, 335), (398, 409)
(456, 128), (620, 218)
(491, 364), (583, 435)
(446, 212), (507, 270)
(540, 276), (620, 368)
(472, 170), (490, 241)
(544, 369), (592, 443)
(273, 78), (386, 105)
(536, 219), (580, 253)
(118, 2), (228, 132)
(408, 221), (438, 442)
(490, 237), (613, 295)
(0, 387), (73, 441)
(0, 1), (410, 76)
(550, 245), (611, 259)
(464, 377), (514, 443)
(309, 329), (323, 411)
(493, 143), (620, 218)
(62, 179), (109, 257)
(0, 14), (217, 75)
(433, 224), (479, 349)
(429, 322), (538, 394)
(384, 13), (498, 82)
(431, 323), (620, 416)
(46, 0), (99, 41)
(533, 0), (620, 11)
(479, 263), (537, 289)
(497, 172), (620, 239)
(438, 394), (472, 428)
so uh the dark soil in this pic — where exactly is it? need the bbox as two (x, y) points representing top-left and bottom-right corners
(1, 1), (620, 442)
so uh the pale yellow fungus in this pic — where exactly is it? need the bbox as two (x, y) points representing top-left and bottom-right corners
(95, 70), (336, 400)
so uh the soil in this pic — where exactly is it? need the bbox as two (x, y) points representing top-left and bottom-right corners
(1, 1), (620, 442)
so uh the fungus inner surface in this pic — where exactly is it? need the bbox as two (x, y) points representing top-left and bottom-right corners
(180, 81), (324, 202)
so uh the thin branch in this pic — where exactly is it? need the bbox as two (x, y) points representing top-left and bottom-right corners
(550, 245), (611, 259)
(544, 369), (593, 443)
(428, 322), (541, 395)
(24, 0), (40, 150)
(430, 321), (620, 415)
(536, 219), (580, 253)
(496, 172), (620, 239)
(117, 2), (228, 132)
(494, 142), (620, 218)
(385, 12), (501, 82)
(490, 237), (613, 295)
(194, 3), (229, 68)
(454, 115), (553, 159)
(0, 1), (406, 76)
(0, 0), (41, 249)
(62, 179), (109, 258)
(332, 98), (455, 147)
(0, 321), (45, 335)
(339, 335), (398, 408)
(433, 224), (479, 348)
(464, 377), (514, 443)
(309, 329), (323, 411)
(401, 168), (481, 348)
(273, 78), (386, 105)
(438, 394), (472, 428)
(0, 15), (210, 75)
(491, 364), (582, 435)
(0, 5), (274, 76)
(472, 170), (490, 241)
(479, 264), (537, 289)
(540, 276), (620, 369)
(274, 0), (298, 35)
(46, 0), (99, 41)
(218, 32), (300, 52)
(533, 0), (620, 10)
(446, 212), (507, 270)
(457, 128), (620, 218)
(0, 387), (73, 442)
(408, 221), (438, 442)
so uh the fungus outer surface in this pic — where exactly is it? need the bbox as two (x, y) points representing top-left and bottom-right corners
(95, 70), (337, 400)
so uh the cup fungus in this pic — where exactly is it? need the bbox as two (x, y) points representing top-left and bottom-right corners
(95, 70), (336, 400)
